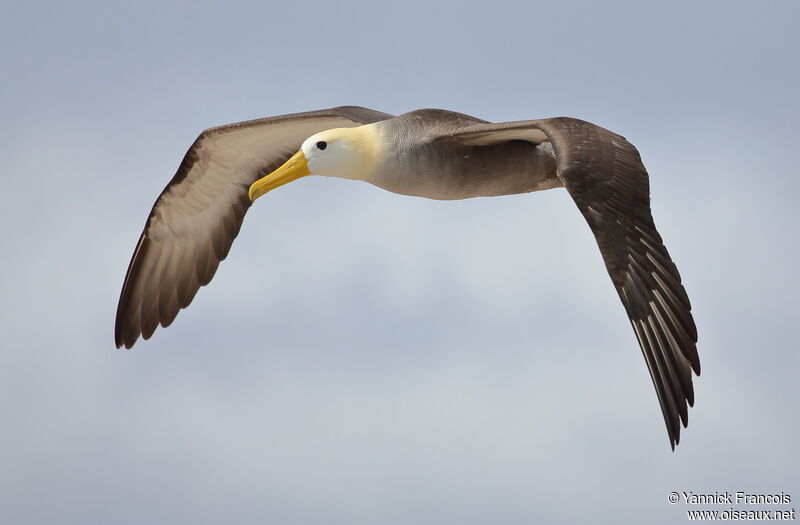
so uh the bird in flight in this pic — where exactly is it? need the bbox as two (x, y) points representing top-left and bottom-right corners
(115, 106), (700, 448)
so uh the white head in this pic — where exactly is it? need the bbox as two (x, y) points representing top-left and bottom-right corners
(301, 128), (378, 180)
(249, 125), (381, 201)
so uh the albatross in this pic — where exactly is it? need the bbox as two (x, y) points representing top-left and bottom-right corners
(115, 106), (700, 448)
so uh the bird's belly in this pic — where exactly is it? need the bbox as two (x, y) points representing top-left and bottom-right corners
(372, 141), (561, 200)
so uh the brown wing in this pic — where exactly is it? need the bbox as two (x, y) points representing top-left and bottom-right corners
(115, 106), (393, 349)
(440, 117), (699, 449)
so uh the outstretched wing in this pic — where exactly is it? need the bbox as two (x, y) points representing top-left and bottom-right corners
(440, 117), (699, 448)
(115, 106), (393, 349)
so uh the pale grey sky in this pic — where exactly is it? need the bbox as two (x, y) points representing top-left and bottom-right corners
(1, 1), (798, 523)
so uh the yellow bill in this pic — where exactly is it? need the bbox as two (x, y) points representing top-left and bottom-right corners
(249, 149), (311, 202)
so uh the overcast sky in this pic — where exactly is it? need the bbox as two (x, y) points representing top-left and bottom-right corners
(1, 1), (798, 523)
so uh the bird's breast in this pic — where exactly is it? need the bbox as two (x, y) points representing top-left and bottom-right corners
(369, 140), (561, 200)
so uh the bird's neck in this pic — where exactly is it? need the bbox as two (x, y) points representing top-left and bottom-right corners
(335, 124), (384, 183)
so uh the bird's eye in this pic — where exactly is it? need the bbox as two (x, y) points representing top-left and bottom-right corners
(316, 141), (327, 150)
